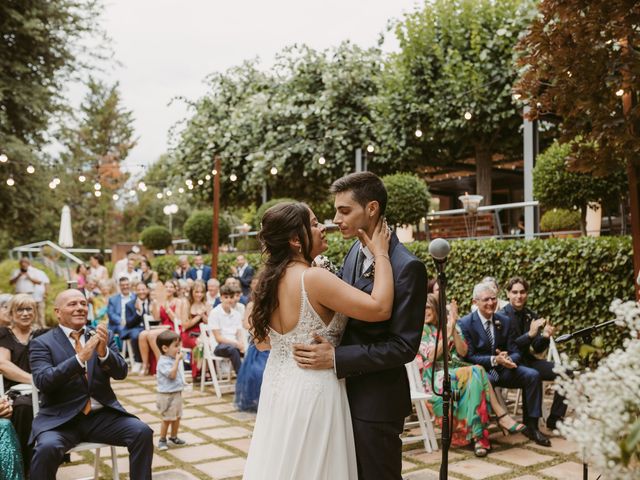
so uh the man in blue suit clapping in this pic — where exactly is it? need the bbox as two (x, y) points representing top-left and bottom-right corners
(459, 281), (551, 447)
(29, 289), (153, 479)
(106, 276), (136, 343)
(187, 255), (211, 283)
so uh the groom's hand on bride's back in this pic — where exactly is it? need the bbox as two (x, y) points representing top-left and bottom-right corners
(293, 334), (334, 370)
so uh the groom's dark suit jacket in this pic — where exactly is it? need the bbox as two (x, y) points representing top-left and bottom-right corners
(335, 233), (427, 422)
(29, 326), (131, 443)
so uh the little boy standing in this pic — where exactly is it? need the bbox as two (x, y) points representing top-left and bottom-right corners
(156, 330), (187, 451)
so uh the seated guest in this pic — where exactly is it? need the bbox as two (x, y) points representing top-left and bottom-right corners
(417, 294), (525, 457)
(181, 280), (208, 380)
(208, 285), (244, 374)
(74, 264), (88, 290)
(187, 255), (212, 283)
(0, 294), (44, 474)
(122, 283), (155, 371)
(459, 282), (551, 446)
(91, 280), (112, 326)
(0, 397), (24, 480)
(499, 276), (568, 430)
(139, 258), (158, 288)
(0, 294), (13, 327)
(224, 278), (248, 305)
(206, 279), (221, 308)
(106, 277), (135, 344)
(173, 255), (191, 281)
(29, 289), (153, 479)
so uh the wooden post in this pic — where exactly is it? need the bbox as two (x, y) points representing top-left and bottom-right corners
(211, 156), (221, 279)
(621, 37), (639, 300)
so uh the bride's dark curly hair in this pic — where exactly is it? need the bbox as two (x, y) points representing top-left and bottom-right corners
(250, 202), (314, 343)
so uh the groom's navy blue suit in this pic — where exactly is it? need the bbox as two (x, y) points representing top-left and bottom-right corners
(335, 233), (427, 480)
(29, 326), (153, 479)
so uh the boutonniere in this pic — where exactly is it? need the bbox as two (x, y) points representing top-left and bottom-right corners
(312, 255), (339, 275)
(363, 260), (375, 279)
(493, 318), (503, 331)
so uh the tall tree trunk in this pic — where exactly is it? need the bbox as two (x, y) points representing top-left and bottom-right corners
(627, 160), (640, 299)
(475, 145), (492, 205)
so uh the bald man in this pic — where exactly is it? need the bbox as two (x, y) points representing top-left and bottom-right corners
(29, 289), (153, 479)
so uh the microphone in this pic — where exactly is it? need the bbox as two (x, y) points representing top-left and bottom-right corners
(429, 238), (451, 261)
(554, 333), (572, 343)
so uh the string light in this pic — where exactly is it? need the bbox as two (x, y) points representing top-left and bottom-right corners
(166, 190), (172, 197)
(78, 174), (86, 183)
(366, 145), (374, 153)
(197, 179), (204, 185)
(93, 182), (101, 191)
(187, 184), (194, 190)
(230, 173), (237, 182)
(211, 169), (217, 176)
(156, 192), (163, 199)
(205, 174), (211, 181)
(48, 181), (56, 189)
(318, 156), (326, 165)
(26, 165), (35, 174)
(414, 128), (423, 138)
(178, 187), (185, 194)
(464, 111), (473, 120)
(616, 89), (625, 97)
(6, 177), (15, 186)
(138, 181), (147, 191)
(512, 93), (522, 101)
(270, 166), (278, 175)
(94, 190), (101, 197)
(0, 154), (7, 163)
(112, 193), (119, 201)
(53, 177), (61, 185)
(129, 190), (136, 197)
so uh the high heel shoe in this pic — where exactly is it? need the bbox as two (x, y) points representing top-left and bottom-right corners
(497, 413), (526, 436)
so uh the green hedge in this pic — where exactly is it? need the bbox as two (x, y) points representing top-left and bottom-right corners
(151, 236), (634, 358)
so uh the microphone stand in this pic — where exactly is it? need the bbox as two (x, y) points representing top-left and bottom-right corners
(432, 257), (452, 480)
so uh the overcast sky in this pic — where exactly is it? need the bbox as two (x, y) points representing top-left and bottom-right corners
(67, 0), (421, 172)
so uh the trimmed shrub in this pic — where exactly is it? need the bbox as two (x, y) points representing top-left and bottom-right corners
(540, 209), (581, 232)
(382, 173), (431, 227)
(140, 225), (173, 250)
(183, 210), (231, 249)
(236, 237), (260, 251)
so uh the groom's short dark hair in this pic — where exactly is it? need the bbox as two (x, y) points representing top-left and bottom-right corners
(330, 172), (387, 215)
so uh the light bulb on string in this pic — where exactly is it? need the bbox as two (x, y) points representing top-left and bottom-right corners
(464, 111), (473, 120)
(230, 173), (238, 182)
(270, 166), (278, 175)
(0, 154), (8, 163)
(157, 192), (164, 199)
(211, 169), (217, 176)
(6, 177), (15, 186)
(94, 182), (101, 191)
(178, 187), (185, 194)
(137, 181), (146, 191)
(94, 190), (102, 197)
(318, 156), (326, 165)
(166, 190), (172, 197)
(26, 165), (35, 174)
(414, 128), (423, 138)
(129, 190), (136, 197)
(205, 174), (211, 181)
(366, 145), (374, 153)
(185, 179), (193, 186)
(188, 184), (194, 190)
(112, 193), (119, 201)
(78, 174), (86, 183)
(512, 93), (522, 101)
(616, 89), (624, 97)
(48, 181), (56, 189)
(197, 179), (204, 185)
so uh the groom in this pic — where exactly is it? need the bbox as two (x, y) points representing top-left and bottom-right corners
(294, 172), (427, 480)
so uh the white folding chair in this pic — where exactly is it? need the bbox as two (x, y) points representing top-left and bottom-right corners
(198, 323), (234, 398)
(0, 373), (4, 397)
(402, 359), (439, 453)
(32, 380), (119, 480)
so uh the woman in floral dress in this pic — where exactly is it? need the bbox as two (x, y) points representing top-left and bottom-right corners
(417, 294), (525, 456)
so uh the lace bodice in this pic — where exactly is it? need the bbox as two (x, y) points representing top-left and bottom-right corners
(266, 271), (347, 370)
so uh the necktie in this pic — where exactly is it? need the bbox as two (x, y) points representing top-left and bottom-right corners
(355, 249), (366, 278)
(120, 297), (127, 327)
(484, 320), (495, 352)
(70, 330), (92, 415)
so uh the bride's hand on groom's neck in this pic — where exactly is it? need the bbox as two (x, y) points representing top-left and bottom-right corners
(293, 334), (334, 370)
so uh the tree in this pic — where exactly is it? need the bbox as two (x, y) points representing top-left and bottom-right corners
(533, 140), (627, 233)
(171, 43), (382, 206)
(183, 210), (233, 250)
(382, 173), (431, 228)
(55, 78), (136, 249)
(140, 226), (173, 250)
(376, 0), (537, 204)
(0, 0), (106, 253)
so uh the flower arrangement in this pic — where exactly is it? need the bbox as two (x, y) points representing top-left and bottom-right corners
(312, 255), (339, 275)
(555, 299), (640, 479)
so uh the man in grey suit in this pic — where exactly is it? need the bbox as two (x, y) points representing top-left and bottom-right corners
(293, 172), (427, 480)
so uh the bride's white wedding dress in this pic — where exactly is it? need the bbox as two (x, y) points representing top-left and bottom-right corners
(243, 272), (357, 479)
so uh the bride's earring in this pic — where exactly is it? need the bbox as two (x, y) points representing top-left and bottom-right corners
(298, 246), (302, 253)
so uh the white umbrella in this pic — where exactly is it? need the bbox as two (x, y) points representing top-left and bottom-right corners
(58, 205), (74, 248)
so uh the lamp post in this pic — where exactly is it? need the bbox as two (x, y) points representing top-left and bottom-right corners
(459, 193), (483, 237)
(163, 203), (179, 234)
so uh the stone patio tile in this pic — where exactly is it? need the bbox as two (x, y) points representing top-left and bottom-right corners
(200, 426), (252, 440)
(136, 412), (161, 424)
(152, 469), (201, 479)
(181, 408), (208, 419)
(131, 393), (159, 403)
(194, 457), (246, 479)
(204, 403), (237, 413)
(224, 438), (251, 454)
(182, 416), (229, 429)
(185, 395), (219, 406)
(511, 476), (544, 480)
(103, 452), (172, 474)
(530, 437), (579, 455)
(448, 458), (512, 479)
(96, 445), (129, 457)
(539, 461), (602, 480)
(56, 464), (96, 480)
(147, 422), (162, 433)
(68, 451), (84, 462)
(489, 447), (553, 466)
(223, 411), (256, 422)
(404, 469), (462, 480)
(115, 387), (151, 395)
(489, 431), (530, 446)
(404, 449), (464, 465)
(166, 443), (234, 463)
(402, 459), (418, 471)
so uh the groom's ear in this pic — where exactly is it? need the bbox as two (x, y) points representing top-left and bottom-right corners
(366, 200), (380, 220)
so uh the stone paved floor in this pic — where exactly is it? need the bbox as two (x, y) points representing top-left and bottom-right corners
(56, 375), (593, 480)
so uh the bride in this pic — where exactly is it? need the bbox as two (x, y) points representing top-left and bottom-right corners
(242, 202), (394, 479)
